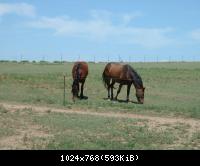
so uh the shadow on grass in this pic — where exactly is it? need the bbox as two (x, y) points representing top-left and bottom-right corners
(103, 98), (139, 104)
(78, 96), (88, 100)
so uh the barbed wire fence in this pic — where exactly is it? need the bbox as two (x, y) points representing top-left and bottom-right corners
(85, 55), (200, 63)
(0, 53), (199, 63)
(58, 53), (197, 63)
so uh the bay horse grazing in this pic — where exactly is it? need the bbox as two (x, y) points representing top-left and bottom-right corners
(102, 62), (145, 104)
(71, 61), (88, 102)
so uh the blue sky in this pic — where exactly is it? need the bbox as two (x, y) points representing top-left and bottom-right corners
(0, 0), (200, 62)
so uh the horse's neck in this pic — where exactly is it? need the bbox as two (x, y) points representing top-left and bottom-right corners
(132, 81), (141, 89)
(131, 73), (143, 89)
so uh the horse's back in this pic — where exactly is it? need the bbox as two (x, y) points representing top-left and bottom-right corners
(72, 61), (88, 80)
(104, 62), (125, 78)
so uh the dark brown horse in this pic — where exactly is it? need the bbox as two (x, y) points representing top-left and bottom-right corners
(102, 62), (145, 104)
(71, 61), (88, 102)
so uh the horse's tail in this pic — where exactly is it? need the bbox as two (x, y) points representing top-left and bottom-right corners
(102, 63), (116, 89)
(75, 63), (81, 81)
(71, 63), (81, 95)
(102, 68), (108, 89)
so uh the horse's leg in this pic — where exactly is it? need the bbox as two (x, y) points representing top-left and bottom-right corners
(126, 84), (131, 102)
(80, 80), (85, 98)
(110, 80), (115, 100)
(76, 82), (80, 97)
(107, 78), (111, 99)
(115, 84), (122, 100)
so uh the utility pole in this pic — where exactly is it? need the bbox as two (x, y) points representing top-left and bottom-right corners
(60, 53), (63, 63)
(169, 56), (171, 62)
(20, 54), (23, 62)
(193, 55), (195, 62)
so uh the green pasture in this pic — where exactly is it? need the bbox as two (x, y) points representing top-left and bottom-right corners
(0, 62), (200, 118)
(0, 61), (200, 149)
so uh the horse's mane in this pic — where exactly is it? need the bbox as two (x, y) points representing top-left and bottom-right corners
(126, 65), (143, 88)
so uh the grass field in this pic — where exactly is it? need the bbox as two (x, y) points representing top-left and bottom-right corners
(0, 61), (200, 149)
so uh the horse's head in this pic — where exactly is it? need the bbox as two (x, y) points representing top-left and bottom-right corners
(136, 87), (145, 104)
(71, 80), (79, 102)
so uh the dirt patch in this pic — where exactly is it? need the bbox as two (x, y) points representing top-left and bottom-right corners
(0, 126), (53, 149)
(0, 121), (53, 149)
(1, 102), (200, 128)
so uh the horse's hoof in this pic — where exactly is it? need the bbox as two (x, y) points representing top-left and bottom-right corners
(80, 96), (88, 100)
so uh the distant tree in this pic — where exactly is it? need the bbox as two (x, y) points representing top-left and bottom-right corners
(0, 60), (9, 63)
(11, 60), (18, 63)
(39, 60), (49, 64)
(20, 60), (30, 64)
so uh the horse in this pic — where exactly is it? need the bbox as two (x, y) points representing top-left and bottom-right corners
(102, 62), (145, 104)
(71, 61), (88, 102)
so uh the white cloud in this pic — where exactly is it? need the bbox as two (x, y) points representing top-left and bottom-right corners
(190, 29), (200, 40)
(90, 9), (113, 20)
(29, 16), (113, 39)
(90, 10), (142, 25)
(28, 10), (174, 49)
(121, 11), (143, 25)
(0, 3), (36, 17)
(121, 27), (174, 48)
